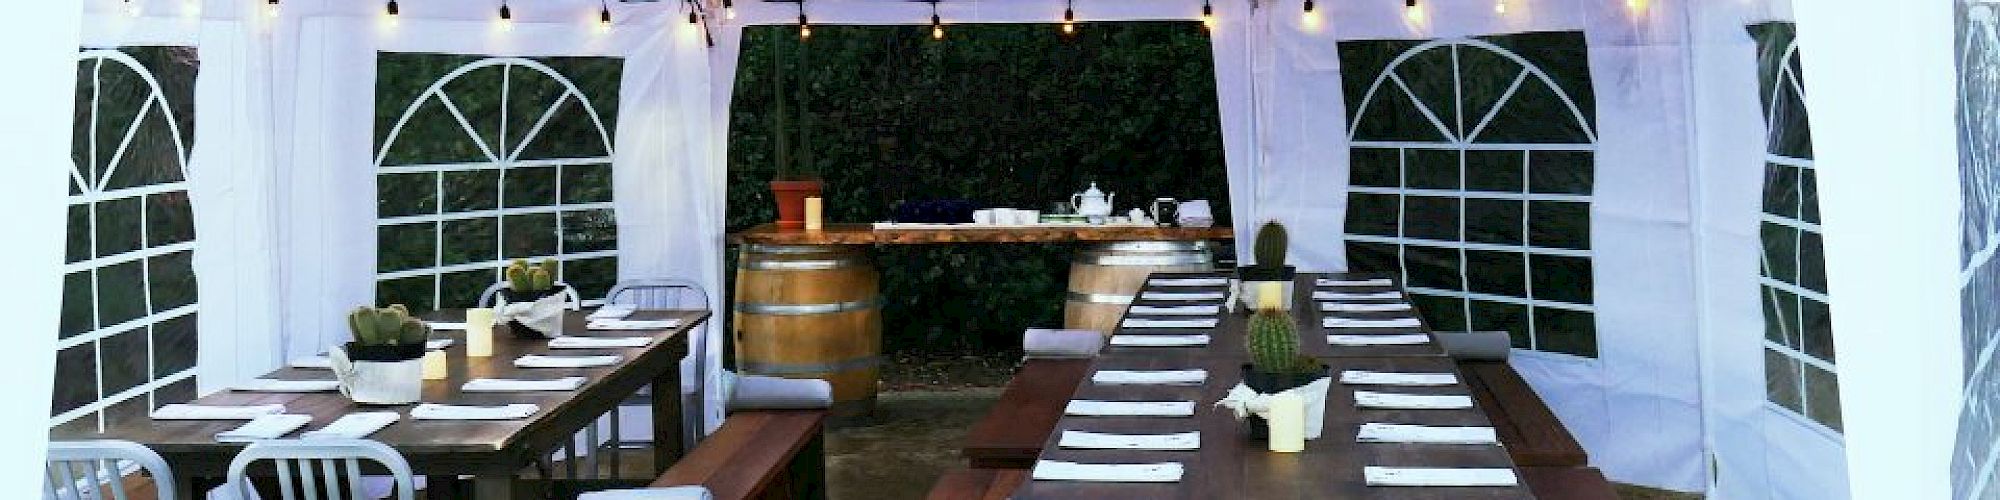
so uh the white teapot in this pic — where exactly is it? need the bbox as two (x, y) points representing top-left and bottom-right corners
(1071, 182), (1116, 218)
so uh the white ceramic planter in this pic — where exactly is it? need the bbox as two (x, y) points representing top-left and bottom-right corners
(330, 348), (424, 405)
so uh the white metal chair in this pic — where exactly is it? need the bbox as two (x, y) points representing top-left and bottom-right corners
(550, 279), (711, 481)
(224, 438), (416, 500)
(476, 280), (584, 308)
(44, 440), (174, 500)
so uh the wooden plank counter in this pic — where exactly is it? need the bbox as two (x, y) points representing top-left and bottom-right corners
(728, 223), (1233, 245)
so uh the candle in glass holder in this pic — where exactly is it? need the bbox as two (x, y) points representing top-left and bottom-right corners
(466, 308), (496, 357)
(1267, 393), (1306, 452)
(804, 197), (824, 231)
(421, 349), (447, 380)
(1256, 281), (1285, 310)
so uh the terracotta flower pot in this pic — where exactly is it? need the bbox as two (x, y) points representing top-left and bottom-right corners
(770, 180), (824, 228)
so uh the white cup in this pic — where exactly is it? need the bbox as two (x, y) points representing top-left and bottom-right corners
(990, 208), (1017, 225)
(972, 209), (996, 224)
(1015, 210), (1041, 225)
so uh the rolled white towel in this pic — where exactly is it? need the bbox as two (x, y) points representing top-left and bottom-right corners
(1023, 328), (1105, 359)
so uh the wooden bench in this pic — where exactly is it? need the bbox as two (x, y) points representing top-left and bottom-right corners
(961, 359), (1092, 469)
(1458, 360), (1590, 467)
(652, 409), (828, 500)
(925, 468), (1029, 500)
(1518, 466), (1620, 500)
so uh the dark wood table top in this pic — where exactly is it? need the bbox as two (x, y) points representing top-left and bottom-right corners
(50, 309), (707, 477)
(1014, 273), (1530, 498)
(1110, 272), (1446, 359)
(726, 223), (1233, 245)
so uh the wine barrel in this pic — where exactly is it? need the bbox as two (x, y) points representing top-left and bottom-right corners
(1064, 241), (1217, 333)
(733, 244), (881, 418)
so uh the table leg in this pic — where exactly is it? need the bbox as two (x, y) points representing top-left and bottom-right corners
(653, 375), (684, 473)
(172, 473), (205, 499)
(473, 476), (514, 500)
(424, 475), (462, 499)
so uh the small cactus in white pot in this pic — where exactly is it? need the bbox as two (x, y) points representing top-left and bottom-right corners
(331, 305), (432, 405)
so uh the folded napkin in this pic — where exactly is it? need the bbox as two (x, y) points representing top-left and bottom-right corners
(1357, 423), (1498, 445)
(426, 322), (467, 331)
(1328, 334), (1431, 346)
(1322, 302), (1414, 313)
(1313, 291), (1403, 301)
(1127, 305), (1221, 316)
(1149, 277), (1228, 287)
(462, 377), (587, 392)
(152, 404), (287, 420)
(514, 354), (621, 369)
(410, 403), (540, 420)
(549, 336), (653, 349)
(1109, 335), (1209, 347)
(1023, 328), (1104, 359)
(1065, 400), (1196, 417)
(215, 414), (312, 442)
(496, 293), (570, 338)
(1092, 369), (1207, 386)
(1340, 370), (1459, 386)
(587, 319), (681, 331)
(426, 338), (455, 350)
(233, 379), (341, 393)
(1318, 278), (1394, 287)
(1324, 317), (1423, 329)
(1121, 318), (1219, 329)
(303, 412), (400, 439)
(579, 487), (713, 500)
(1363, 466), (1518, 487)
(1354, 391), (1474, 410)
(1032, 460), (1184, 483)
(1059, 430), (1201, 450)
(589, 304), (636, 320)
(288, 356), (332, 370)
(1140, 291), (1227, 301)
(1214, 377), (1334, 439)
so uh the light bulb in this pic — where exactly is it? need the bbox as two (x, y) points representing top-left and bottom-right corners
(1062, 21), (1074, 34)
(386, 0), (398, 16)
(1495, 1), (1506, 13)
(1627, 0), (1646, 10)
(1201, 3), (1214, 29)
(1405, 0), (1422, 20)
(800, 24), (811, 39)
(264, 0), (279, 18)
(932, 25), (944, 39)
(726, 6), (736, 19)
(124, 0), (141, 17)
(1304, 0), (1315, 13)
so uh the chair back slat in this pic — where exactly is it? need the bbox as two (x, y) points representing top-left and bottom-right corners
(228, 439), (416, 500)
(321, 458), (345, 499)
(45, 440), (174, 500)
(274, 459), (297, 500)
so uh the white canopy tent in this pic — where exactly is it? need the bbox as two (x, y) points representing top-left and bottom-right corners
(6, 0), (1977, 497)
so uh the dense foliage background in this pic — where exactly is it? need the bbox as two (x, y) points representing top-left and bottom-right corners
(726, 22), (1231, 352)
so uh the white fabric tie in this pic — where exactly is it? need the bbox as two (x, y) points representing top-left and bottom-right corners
(1213, 378), (1333, 439)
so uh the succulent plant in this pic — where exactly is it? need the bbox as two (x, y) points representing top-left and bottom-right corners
(347, 304), (431, 346)
(1253, 220), (1288, 269)
(1246, 309), (1313, 375)
(505, 259), (561, 293)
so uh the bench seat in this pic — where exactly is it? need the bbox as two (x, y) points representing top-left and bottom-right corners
(653, 409), (828, 500)
(925, 468), (1028, 500)
(961, 359), (1092, 469)
(1518, 466), (1620, 500)
(1459, 360), (1589, 467)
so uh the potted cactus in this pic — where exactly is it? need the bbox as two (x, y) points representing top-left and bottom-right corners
(496, 258), (572, 339)
(1236, 221), (1297, 311)
(1238, 308), (1328, 438)
(330, 305), (432, 405)
(499, 258), (565, 303)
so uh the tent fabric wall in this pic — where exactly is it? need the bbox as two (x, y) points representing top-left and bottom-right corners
(8, 0), (81, 487)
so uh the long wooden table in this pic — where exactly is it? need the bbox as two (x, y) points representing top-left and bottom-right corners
(1013, 272), (1532, 498)
(50, 309), (704, 500)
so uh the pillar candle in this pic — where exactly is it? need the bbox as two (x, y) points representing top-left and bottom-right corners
(1256, 281), (1285, 310)
(421, 349), (448, 380)
(1267, 393), (1306, 453)
(466, 308), (496, 357)
(804, 197), (824, 231)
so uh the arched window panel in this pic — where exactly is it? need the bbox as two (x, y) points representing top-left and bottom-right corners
(55, 47), (201, 433)
(373, 53), (623, 313)
(1751, 22), (1839, 433)
(1340, 32), (1599, 358)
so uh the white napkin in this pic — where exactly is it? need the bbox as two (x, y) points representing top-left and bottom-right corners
(589, 304), (636, 319)
(1317, 278), (1394, 287)
(288, 356), (332, 370)
(1313, 291), (1403, 301)
(1357, 423), (1498, 445)
(1149, 277), (1228, 287)
(426, 338), (455, 350)
(426, 322), (467, 331)
(1322, 302), (1414, 312)
(1140, 291), (1227, 301)
(1354, 391), (1475, 410)
(1065, 400), (1196, 417)
(1059, 431), (1201, 450)
(152, 404), (287, 420)
(1121, 318), (1218, 329)
(410, 403), (540, 420)
(1364, 466), (1518, 487)
(549, 336), (653, 349)
(1032, 460), (1184, 483)
(587, 319), (681, 331)
(1109, 335), (1209, 347)
(233, 379), (341, 393)
(462, 377), (587, 392)
(1328, 334), (1431, 346)
(514, 354), (621, 369)
(214, 414), (311, 442)
(303, 412), (400, 439)
(1340, 371), (1459, 386)
(496, 292), (573, 338)
(1213, 377), (1333, 439)
(1324, 317), (1423, 329)
(1127, 305), (1221, 316)
(1092, 369), (1207, 386)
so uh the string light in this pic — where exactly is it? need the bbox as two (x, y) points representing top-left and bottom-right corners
(264, 0), (279, 18)
(1495, 0), (1506, 13)
(123, 0), (141, 17)
(598, 1), (612, 27)
(1062, 1), (1075, 35)
(1303, 0), (1315, 13)
(1626, 0), (1647, 11)
(798, 1), (811, 39)
(929, 1), (943, 40)
(385, 0), (398, 17)
(181, 0), (199, 16)
(689, 9), (698, 24)
(724, 0), (736, 20)
(1201, 0), (1214, 30)
(1405, 0), (1421, 21)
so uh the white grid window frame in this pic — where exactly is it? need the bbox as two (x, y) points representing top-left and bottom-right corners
(373, 57), (619, 311)
(1755, 34), (1841, 434)
(56, 48), (200, 432)
(1340, 38), (1599, 357)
